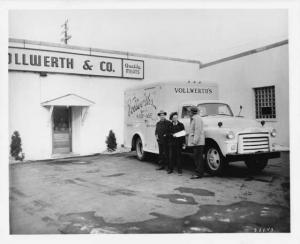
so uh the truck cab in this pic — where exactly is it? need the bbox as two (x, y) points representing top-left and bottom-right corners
(178, 100), (279, 175)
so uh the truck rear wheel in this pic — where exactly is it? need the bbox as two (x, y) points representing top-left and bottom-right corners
(136, 137), (146, 161)
(204, 143), (227, 176)
(245, 158), (268, 173)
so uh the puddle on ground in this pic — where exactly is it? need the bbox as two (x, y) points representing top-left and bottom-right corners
(53, 166), (69, 172)
(244, 175), (274, 183)
(58, 201), (290, 234)
(64, 179), (77, 184)
(175, 187), (215, 197)
(157, 194), (198, 205)
(104, 173), (125, 177)
(48, 160), (92, 165)
(10, 187), (28, 197)
(103, 189), (137, 196)
(32, 200), (52, 211)
(64, 179), (88, 188)
(74, 178), (87, 182)
(42, 216), (56, 226)
(86, 169), (101, 173)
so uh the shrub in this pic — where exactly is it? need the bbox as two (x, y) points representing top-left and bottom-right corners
(105, 130), (117, 152)
(10, 131), (25, 161)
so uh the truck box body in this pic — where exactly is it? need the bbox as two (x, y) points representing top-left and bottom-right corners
(124, 82), (218, 153)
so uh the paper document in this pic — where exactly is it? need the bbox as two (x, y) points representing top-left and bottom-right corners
(173, 130), (186, 137)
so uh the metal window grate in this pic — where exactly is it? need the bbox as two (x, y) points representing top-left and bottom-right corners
(254, 86), (276, 119)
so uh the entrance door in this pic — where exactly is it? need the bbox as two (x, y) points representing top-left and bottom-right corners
(52, 107), (72, 154)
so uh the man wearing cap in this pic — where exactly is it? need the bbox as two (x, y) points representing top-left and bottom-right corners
(188, 106), (205, 179)
(155, 110), (172, 170)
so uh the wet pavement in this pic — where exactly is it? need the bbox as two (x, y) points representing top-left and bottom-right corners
(9, 151), (290, 234)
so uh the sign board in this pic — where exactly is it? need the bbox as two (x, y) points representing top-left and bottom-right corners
(8, 47), (144, 79)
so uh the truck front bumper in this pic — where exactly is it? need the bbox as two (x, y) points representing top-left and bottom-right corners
(226, 151), (280, 162)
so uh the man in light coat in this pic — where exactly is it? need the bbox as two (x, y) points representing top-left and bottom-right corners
(187, 106), (205, 179)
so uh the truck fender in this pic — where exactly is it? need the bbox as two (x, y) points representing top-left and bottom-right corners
(131, 132), (145, 151)
(205, 138), (226, 158)
(205, 128), (232, 156)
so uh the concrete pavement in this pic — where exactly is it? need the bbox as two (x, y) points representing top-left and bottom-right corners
(9, 152), (290, 234)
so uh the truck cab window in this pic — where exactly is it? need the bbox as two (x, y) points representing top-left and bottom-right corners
(197, 106), (207, 117)
(181, 106), (191, 118)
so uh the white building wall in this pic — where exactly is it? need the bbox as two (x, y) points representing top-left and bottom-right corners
(9, 55), (202, 160)
(198, 44), (289, 147)
(9, 72), (52, 159)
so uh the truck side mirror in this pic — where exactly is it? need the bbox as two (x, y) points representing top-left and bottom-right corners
(237, 105), (243, 117)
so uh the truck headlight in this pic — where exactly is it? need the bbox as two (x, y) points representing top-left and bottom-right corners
(270, 129), (277, 137)
(231, 144), (237, 151)
(226, 131), (235, 139)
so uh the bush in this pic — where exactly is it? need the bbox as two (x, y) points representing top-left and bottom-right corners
(105, 130), (117, 152)
(10, 131), (25, 161)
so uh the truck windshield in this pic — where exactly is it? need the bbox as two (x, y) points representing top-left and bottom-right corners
(181, 103), (233, 118)
(198, 103), (233, 117)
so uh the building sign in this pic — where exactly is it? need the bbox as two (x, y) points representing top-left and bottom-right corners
(8, 47), (144, 79)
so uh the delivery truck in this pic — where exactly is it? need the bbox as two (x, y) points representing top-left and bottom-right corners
(124, 81), (280, 175)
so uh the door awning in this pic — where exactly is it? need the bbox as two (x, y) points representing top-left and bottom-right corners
(41, 93), (95, 107)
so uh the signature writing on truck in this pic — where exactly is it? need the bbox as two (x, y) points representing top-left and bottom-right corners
(127, 93), (157, 119)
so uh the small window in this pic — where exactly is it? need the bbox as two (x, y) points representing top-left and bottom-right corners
(254, 86), (276, 119)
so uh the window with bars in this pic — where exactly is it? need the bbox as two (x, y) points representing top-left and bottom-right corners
(254, 86), (276, 119)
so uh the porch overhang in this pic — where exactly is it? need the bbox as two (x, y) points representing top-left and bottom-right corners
(41, 94), (95, 124)
(41, 93), (95, 107)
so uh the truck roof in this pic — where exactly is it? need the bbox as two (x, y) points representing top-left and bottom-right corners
(124, 81), (218, 92)
(180, 99), (230, 106)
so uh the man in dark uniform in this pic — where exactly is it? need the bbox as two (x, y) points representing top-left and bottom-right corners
(168, 112), (185, 175)
(155, 110), (172, 170)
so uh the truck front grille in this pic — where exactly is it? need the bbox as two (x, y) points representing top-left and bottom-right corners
(238, 132), (270, 154)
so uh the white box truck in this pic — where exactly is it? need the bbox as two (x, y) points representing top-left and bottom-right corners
(124, 81), (280, 175)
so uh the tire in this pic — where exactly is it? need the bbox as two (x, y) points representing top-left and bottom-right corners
(135, 137), (147, 161)
(245, 158), (268, 173)
(204, 143), (227, 176)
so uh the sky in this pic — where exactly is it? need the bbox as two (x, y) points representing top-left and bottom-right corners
(8, 9), (288, 63)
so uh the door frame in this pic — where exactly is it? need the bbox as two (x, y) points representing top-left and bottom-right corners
(51, 106), (73, 154)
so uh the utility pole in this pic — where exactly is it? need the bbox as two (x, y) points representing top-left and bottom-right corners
(60, 19), (72, 44)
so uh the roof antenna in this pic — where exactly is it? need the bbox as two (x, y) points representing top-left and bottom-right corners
(60, 19), (72, 44)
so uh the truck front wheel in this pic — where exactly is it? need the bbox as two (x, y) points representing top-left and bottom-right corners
(245, 158), (268, 173)
(204, 144), (227, 176)
(136, 137), (146, 161)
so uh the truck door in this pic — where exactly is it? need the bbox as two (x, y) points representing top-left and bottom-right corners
(179, 105), (191, 144)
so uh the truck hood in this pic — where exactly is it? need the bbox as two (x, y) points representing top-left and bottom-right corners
(203, 116), (264, 131)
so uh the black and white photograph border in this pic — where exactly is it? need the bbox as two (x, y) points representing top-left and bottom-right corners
(1, 0), (300, 243)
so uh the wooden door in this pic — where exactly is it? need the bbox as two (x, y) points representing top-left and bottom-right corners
(52, 107), (72, 154)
